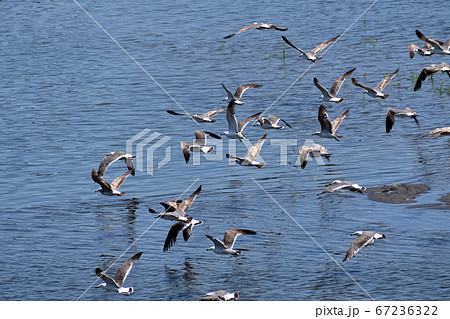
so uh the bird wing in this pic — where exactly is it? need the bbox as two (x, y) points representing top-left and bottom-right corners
(272, 24), (288, 31)
(164, 220), (189, 251)
(238, 112), (262, 132)
(194, 130), (222, 145)
(375, 68), (399, 91)
(91, 169), (112, 192)
(299, 146), (313, 169)
(226, 101), (239, 133)
(281, 36), (307, 55)
(223, 229), (257, 249)
(205, 234), (226, 249)
(415, 30), (444, 51)
(221, 83), (236, 102)
(385, 108), (396, 133)
(179, 185), (202, 213)
(330, 67), (356, 96)
(202, 106), (227, 118)
(343, 234), (374, 262)
(223, 24), (260, 39)
(114, 252), (142, 287)
(420, 127), (450, 137)
(234, 84), (263, 100)
(313, 77), (331, 98)
(95, 268), (120, 288)
(351, 78), (375, 94)
(414, 64), (440, 91)
(245, 133), (268, 161)
(97, 151), (127, 176)
(318, 105), (333, 134)
(182, 223), (193, 242)
(331, 109), (349, 133)
(166, 110), (192, 117)
(180, 142), (192, 163)
(408, 44), (419, 59)
(310, 34), (340, 56)
(110, 169), (133, 190)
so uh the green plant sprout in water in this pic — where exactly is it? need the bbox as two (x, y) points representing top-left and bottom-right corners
(360, 36), (377, 48)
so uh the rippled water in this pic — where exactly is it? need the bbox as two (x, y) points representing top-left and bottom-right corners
(1, 0), (449, 301)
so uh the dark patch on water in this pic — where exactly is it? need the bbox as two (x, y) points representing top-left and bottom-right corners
(408, 193), (450, 210)
(365, 183), (430, 204)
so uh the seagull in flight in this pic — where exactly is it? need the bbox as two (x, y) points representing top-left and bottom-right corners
(351, 68), (399, 99)
(91, 168), (134, 196)
(312, 105), (349, 141)
(180, 130), (222, 163)
(200, 290), (239, 301)
(298, 143), (332, 169)
(385, 107), (419, 133)
(166, 106), (227, 123)
(416, 30), (450, 55)
(96, 151), (136, 177)
(221, 101), (261, 140)
(343, 231), (386, 262)
(313, 67), (356, 103)
(226, 133), (268, 168)
(413, 62), (450, 91)
(148, 185), (202, 220)
(163, 217), (203, 252)
(224, 22), (288, 39)
(321, 180), (366, 194)
(253, 114), (292, 129)
(416, 126), (450, 139)
(206, 229), (257, 255)
(221, 83), (262, 105)
(148, 185), (203, 251)
(95, 252), (143, 295)
(408, 43), (434, 59)
(281, 34), (340, 62)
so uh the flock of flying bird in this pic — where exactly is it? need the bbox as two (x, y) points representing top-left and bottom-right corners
(90, 22), (449, 299)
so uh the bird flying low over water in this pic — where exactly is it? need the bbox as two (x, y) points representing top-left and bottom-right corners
(91, 168), (134, 196)
(312, 105), (349, 142)
(321, 180), (366, 194)
(221, 83), (263, 105)
(166, 106), (227, 123)
(149, 185), (203, 252)
(97, 151), (136, 177)
(351, 68), (399, 99)
(385, 107), (419, 133)
(415, 126), (450, 139)
(221, 101), (261, 140)
(298, 143), (332, 169)
(223, 22), (288, 39)
(180, 130), (222, 163)
(343, 231), (386, 262)
(313, 67), (356, 103)
(226, 133), (268, 168)
(408, 43), (434, 59)
(206, 229), (257, 255)
(254, 114), (292, 130)
(281, 34), (340, 62)
(95, 252), (143, 295)
(163, 217), (203, 252)
(415, 30), (450, 56)
(413, 62), (450, 91)
(200, 290), (239, 301)
(149, 185), (202, 220)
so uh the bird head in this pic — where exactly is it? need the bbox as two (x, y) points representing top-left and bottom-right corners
(351, 231), (363, 236)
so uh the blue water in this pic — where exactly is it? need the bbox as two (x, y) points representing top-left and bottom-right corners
(1, 0), (449, 301)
